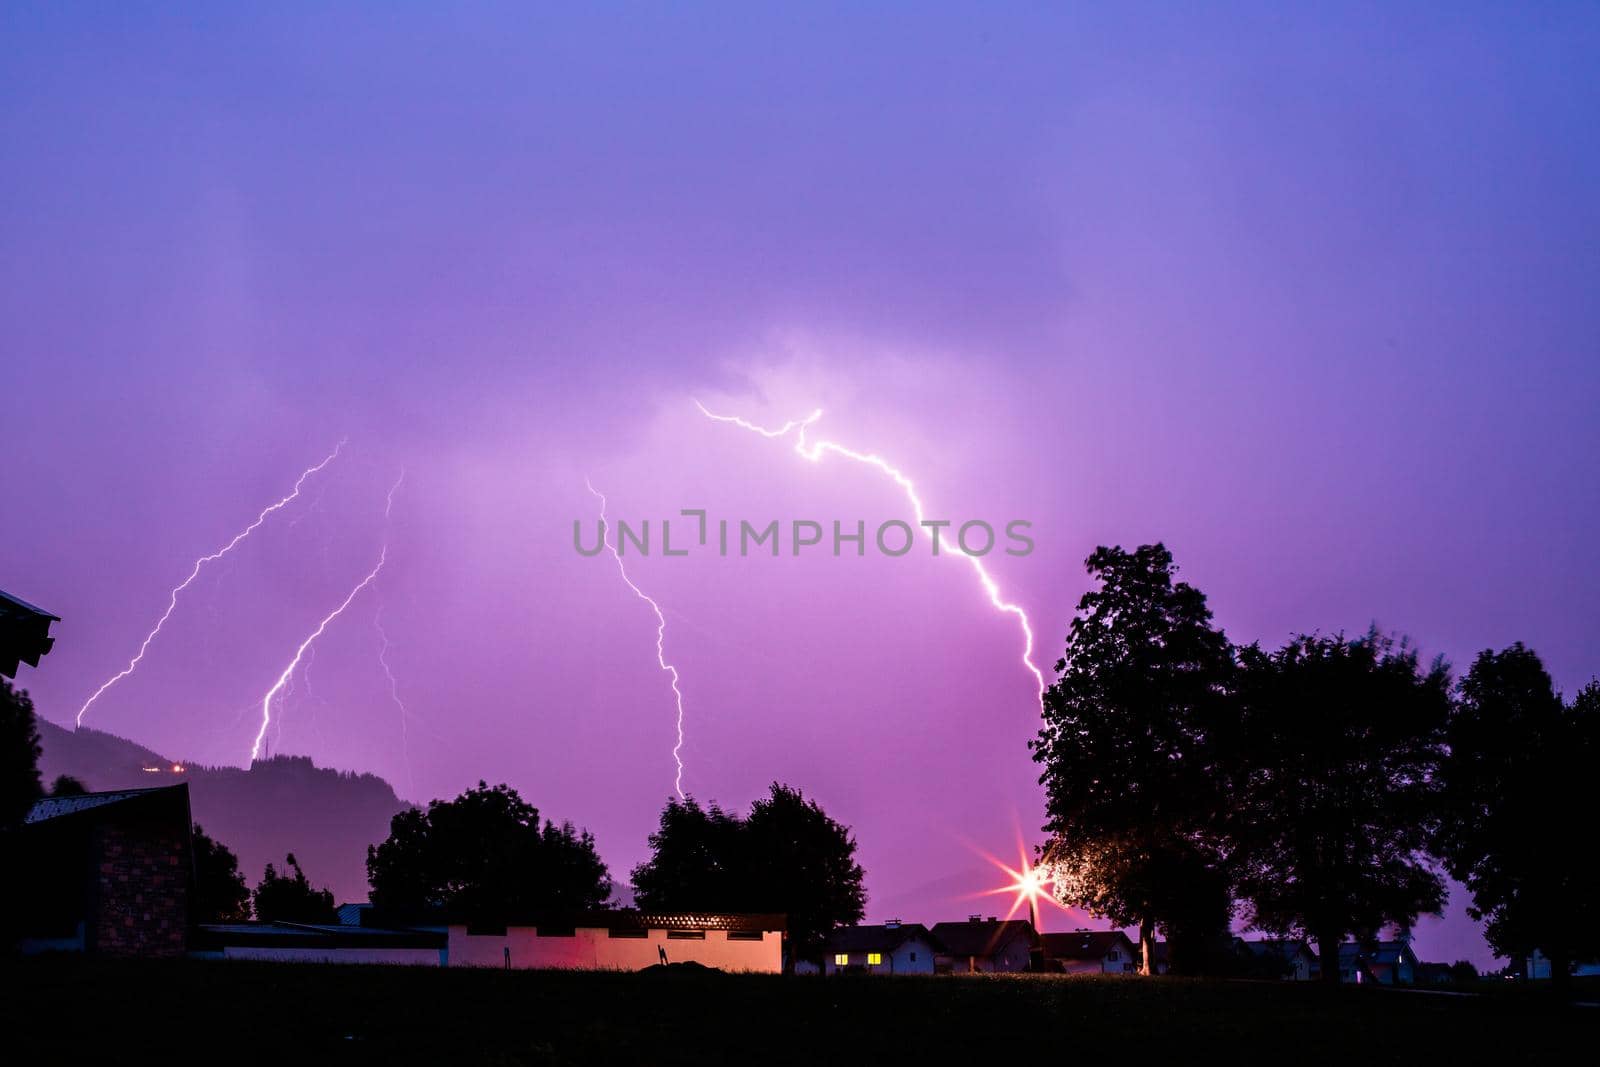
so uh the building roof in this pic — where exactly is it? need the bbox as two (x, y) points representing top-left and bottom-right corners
(1239, 938), (1314, 960)
(25, 784), (189, 826)
(193, 921), (446, 951)
(1040, 930), (1135, 962)
(929, 919), (1038, 958)
(826, 923), (941, 954)
(461, 910), (786, 933)
(1338, 941), (1415, 965)
(0, 587), (59, 677)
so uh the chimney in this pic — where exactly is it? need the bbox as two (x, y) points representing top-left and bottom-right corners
(967, 914), (982, 923)
(884, 918), (901, 929)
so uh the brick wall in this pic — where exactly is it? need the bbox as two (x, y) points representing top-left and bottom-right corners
(89, 820), (190, 958)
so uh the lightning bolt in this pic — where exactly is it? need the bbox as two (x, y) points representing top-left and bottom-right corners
(587, 479), (687, 799)
(373, 468), (415, 796)
(251, 545), (387, 763)
(75, 440), (346, 727)
(695, 400), (1046, 708)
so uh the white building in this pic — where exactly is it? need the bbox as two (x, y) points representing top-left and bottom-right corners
(192, 921), (445, 965)
(823, 920), (940, 975)
(447, 911), (785, 972)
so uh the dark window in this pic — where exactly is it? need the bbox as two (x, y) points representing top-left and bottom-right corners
(608, 928), (647, 939)
(727, 930), (763, 941)
(667, 930), (706, 940)
(537, 926), (575, 938)
(910, 951), (917, 962)
(465, 923), (507, 937)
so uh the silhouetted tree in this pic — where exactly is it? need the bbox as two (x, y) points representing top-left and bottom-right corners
(1033, 544), (1234, 974)
(48, 774), (88, 796)
(193, 823), (252, 923)
(628, 797), (745, 911)
(367, 781), (610, 923)
(253, 853), (337, 923)
(1436, 646), (1600, 995)
(632, 783), (866, 970)
(1, 679), (43, 827)
(1230, 632), (1450, 984)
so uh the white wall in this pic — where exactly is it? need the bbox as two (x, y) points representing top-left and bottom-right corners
(220, 946), (442, 965)
(447, 926), (782, 973)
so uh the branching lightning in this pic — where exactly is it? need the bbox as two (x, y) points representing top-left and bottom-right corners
(251, 545), (388, 763)
(75, 440), (346, 727)
(695, 400), (1046, 707)
(587, 479), (687, 799)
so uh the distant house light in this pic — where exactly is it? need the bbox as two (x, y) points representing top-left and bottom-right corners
(867, 952), (882, 965)
(170, 764), (185, 774)
(834, 953), (849, 966)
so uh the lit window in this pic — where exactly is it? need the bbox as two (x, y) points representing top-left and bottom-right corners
(834, 953), (849, 966)
(868, 952), (883, 965)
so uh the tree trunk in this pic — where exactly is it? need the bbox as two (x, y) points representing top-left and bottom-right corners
(1549, 951), (1572, 998)
(1139, 917), (1156, 976)
(1317, 931), (1341, 986)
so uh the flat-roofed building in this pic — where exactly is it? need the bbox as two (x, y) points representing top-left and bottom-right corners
(447, 911), (785, 972)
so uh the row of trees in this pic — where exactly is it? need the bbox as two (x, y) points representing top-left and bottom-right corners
(1034, 544), (1600, 986)
(364, 780), (866, 965)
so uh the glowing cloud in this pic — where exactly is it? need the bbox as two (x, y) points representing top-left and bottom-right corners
(75, 440), (346, 727)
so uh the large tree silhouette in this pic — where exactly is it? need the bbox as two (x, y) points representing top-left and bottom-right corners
(632, 783), (866, 969)
(1033, 544), (1234, 974)
(193, 823), (252, 923)
(1, 679), (43, 828)
(1437, 645), (1600, 993)
(367, 781), (610, 923)
(1230, 632), (1450, 983)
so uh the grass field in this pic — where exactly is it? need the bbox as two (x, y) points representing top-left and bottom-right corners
(5, 958), (1593, 1065)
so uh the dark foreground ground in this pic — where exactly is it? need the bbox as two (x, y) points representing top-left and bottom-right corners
(5, 957), (1593, 1065)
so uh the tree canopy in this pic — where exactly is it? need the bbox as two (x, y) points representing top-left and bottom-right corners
(631, 783), (866, 967)
(193, 823), (252, 923)
(1, 679), (43, 828)
(1230, 631), (1451, 982)
(253, 852), (337, 923)
(1436, 645), (1600, 988)
(1033, 544), (1235, 973)
(367, 781), (610, 923)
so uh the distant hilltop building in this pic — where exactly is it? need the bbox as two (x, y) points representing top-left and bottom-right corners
(0, 587), (59, 678)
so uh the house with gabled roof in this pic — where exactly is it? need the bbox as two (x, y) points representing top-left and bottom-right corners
(825, 920), (942, 975)
(1041, 930), (1138, 974)
(931, 917), (1038, 973)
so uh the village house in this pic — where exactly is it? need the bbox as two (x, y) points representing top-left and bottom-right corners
(1040, 930), (1138, 974)
(930, 917), (1038, 973)
(17, 784), (193, 957)
(447, 911), (786, 972)
(1339, 940), (1418, 985)
(823, 920), (941, 975)
(1236, 938), (1317, 981)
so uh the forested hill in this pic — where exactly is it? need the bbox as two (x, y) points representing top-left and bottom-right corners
(36, 718), (409, 906)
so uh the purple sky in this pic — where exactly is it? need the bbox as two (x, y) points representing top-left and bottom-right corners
(5, 5), (1598, 967)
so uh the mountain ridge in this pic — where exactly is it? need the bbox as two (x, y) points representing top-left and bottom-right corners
(36, 717), (408, 907)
